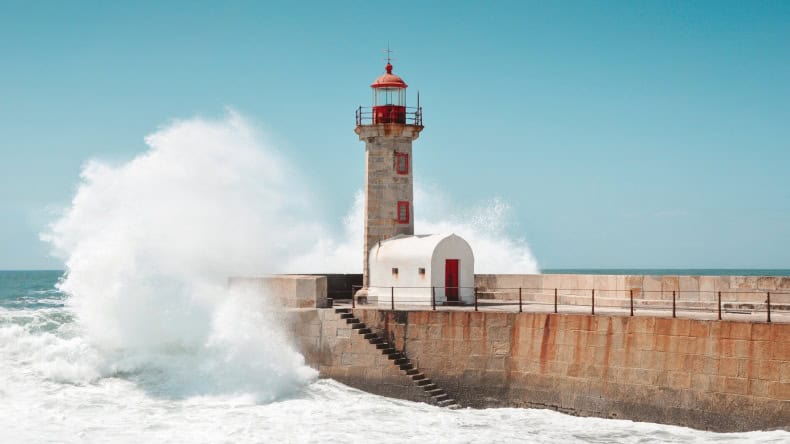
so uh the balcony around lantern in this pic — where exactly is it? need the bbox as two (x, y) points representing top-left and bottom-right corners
(355, 106), (423, 126)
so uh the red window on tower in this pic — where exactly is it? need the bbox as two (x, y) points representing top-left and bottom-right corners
(395, 152), (409, 175)
(397, 201), (410, 224)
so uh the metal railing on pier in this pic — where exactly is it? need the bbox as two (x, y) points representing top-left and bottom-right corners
(343, 285), (789, 323)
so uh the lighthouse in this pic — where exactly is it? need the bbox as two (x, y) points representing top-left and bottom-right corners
(355, 60), (423, 296)
(354, 58), (475, 305)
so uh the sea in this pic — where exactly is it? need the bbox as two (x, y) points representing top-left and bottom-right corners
(1, 269), (788, 443)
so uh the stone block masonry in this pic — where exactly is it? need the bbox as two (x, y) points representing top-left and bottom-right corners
(348, 309), (790, 432)
(356, 124), (421, 288)
(228, 275), (328, 308)
(283, 308), (447, 405)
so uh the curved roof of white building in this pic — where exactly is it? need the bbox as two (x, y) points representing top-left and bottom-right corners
(370, 233), (472, 263)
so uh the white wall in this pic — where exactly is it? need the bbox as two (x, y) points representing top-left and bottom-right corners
(368, 245), (432, 304)
(368, 234), (474, 306)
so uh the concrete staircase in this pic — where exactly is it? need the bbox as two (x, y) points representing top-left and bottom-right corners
(334, 308), (461, 409)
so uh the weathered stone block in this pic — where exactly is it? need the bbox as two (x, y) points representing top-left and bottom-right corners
(771, 341), (790, 360)
(720, 322), (752, 340)
(723, 377), (749, 395)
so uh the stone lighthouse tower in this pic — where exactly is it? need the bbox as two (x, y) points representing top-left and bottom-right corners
(355, 60), (423, 294)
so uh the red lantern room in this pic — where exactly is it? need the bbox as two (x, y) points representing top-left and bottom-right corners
(371, 62), (408, 124)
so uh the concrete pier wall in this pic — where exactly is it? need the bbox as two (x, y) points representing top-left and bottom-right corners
(286, 307), (790, 432)
(353, 309), (789, 431)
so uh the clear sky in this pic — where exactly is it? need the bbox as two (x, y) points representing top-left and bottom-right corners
(1, 0), (789, 270)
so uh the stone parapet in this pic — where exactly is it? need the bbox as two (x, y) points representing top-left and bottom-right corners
(228, 275), (328, 308)
(475, 274), (790, 310)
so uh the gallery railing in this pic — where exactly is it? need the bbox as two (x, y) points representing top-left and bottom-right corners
(355, 106), (423, 126)
(347, 285), (789, 323)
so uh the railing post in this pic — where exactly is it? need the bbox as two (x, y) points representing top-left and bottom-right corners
(767, 292), (771, 323)
(474, 288), (478, 312)
(554, 288), (558, 314)
(591, 289), (595, 315)
(629, 289), (634, 316)
(352, 286), (356, 308)
(432, 286), (436, 311)
(672, 290), (676, 318)
(718, 291), (722, 321)
(391, 286), (394, 311)
(518, 287), (523, 313)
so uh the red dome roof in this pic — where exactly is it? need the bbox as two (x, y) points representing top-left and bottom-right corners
(371, 63), (408, 89)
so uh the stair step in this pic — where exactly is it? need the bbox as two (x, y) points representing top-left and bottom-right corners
(334, 313), (460, 410)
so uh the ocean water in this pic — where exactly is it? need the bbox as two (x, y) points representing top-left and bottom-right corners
(1, 270), (788, 444)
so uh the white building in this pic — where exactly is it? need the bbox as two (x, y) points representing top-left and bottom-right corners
(367, 233), (475, 306)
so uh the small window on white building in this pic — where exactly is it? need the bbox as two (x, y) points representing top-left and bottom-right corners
(392, 267), (399, 276)
(418, 267), (426, 275)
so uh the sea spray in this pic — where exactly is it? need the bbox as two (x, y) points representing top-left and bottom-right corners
(42, 111), (317, 400)
(41, 109), (538, 399)
(285, 188), (540, 274)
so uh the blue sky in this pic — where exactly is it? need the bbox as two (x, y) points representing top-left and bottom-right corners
(1, 1), (789, 270)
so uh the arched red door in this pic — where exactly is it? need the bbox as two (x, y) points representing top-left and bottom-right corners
(445, 259), (459, 302)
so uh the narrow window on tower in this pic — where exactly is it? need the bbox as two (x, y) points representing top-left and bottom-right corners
(395, 152), (409, 175)
(397, 201), (410, 224)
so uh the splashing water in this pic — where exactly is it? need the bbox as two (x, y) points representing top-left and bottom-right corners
(41, 111), (318, 400)
(40, 110), (539, 399)
(284, 189), (540, 274)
